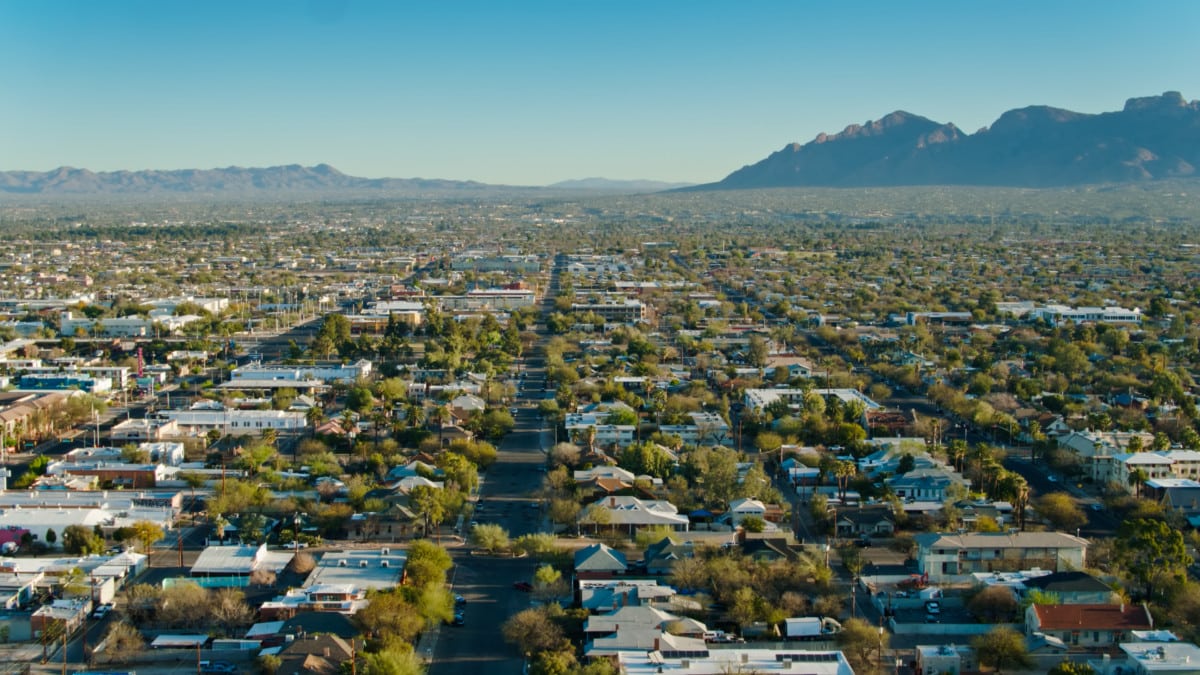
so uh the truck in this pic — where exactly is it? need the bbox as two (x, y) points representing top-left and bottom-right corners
(784, 617), (841, 640)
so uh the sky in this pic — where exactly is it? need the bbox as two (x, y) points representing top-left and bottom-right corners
(2, 1), (1198, 186)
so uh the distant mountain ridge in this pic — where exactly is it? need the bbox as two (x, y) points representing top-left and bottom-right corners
(548, 177), (695, 192)
(696, 91), (1200, 189)
(0, 163), (496, 196)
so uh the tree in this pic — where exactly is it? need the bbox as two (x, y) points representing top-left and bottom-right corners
(1115, 518), (1191, 600)
(1048, 661), (1095, 675)
(289, 551), (317, 574)
(101, 620), (145, 663)
(972, 626), (1033, 674)
(1034, 493), (1086, 531)
(354, 589), (425, 642)
(470, 523), (510, 554)
(44, 528), (57, 547)
(404, 540), (453, 589)
(410, 485), (447, 539)
(836, 617), (887, 673)
(62, 524), (105, 556)
(1128, 467), (1150, 498)
(361, 646), (424, 675)
(258, 653), (283, 675)
(179, 471), (208, 524)
(969, 585), (1020, 623)
(502, 607), (565, 654)
(532, 564), (567, 601)
(129, 520), (164, 553)
(512, 533), (559, 559)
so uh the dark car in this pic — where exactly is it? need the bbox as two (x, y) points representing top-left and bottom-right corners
(451, 612), (465, 626)
(854, 537), (872, 548)
(513, 581), (533, 592)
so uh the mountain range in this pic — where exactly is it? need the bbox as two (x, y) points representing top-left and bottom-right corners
(548, 177), (695, 192)
(696, 91), (1200, 189)
(0, 163), (497, 197)
(2, 91), (1196, 196)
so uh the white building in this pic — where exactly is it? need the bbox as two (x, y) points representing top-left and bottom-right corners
(155, 408), (307, 436)
(230, 359), (372, 384)
(1030, 304), (1143, 326)
(617, 648), (854, 675)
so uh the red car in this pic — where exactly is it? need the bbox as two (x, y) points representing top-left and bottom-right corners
(512, 581), (533, 592)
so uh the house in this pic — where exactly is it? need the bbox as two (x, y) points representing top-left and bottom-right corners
(583, 496), (690, 533)
(642, 537), (696, 575)
(31, 599), (89, 638)
(258, 584), (369, 620)
(574, 543), (628, 576)
(273, 633), (356, 675)
(578, 579), (679, 612)
(739, 537), (804, 563)
(914, 531), (1088, 582)
(1026, 603), (1153, 649)
(574, 466), (637, 483)
(1099, 453), (1174, 493)
(435, 424), (474, 446)
(915, 644), (977, 675)
(1019, 571), (1118, 605)
(1154, 480), (1200, 521)
(887, 467), (969, 502)
(449, 394), (486, 421)
(727, 498), (766, 526)
(834, 504), (897, 537)
(1058, 430), (1155, 482)
(1091, 642), (1200, 675)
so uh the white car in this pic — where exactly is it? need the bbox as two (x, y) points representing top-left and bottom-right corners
(92, 604), (112, 619)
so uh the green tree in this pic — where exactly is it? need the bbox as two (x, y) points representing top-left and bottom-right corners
(62, 524), (106, 555)
(502, 607), (565, 654)
(836, 617), (888, 673)
(972, 626), (1033, 674)
(1048, 661), (1095, 675)
(346, 386), (376, 414)
(361, 646), (424, 675)
(968, 585), (1020, 622)
(354, 589), (425, 642)
(469, 523), (510, 554)
(404, 540), (453, 589)
(532, 564), (567, 601)
(1115, 518), (1191, 600)
(1034, 493), (1086, 531)
(129, 521), (164, 553)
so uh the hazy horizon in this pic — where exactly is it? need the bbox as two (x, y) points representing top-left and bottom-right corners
(2, 1), (1198, 185)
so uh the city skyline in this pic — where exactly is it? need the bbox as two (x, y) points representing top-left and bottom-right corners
(2, 1), (1198, 185)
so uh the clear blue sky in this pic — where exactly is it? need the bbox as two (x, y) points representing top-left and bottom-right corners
(2, 1), (1197, 185)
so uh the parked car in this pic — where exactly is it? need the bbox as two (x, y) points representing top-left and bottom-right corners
(92, 604), (112, 619)
(925, 600), (941, 614)
(513, 581), (533, 592)
(199, 661), (237, 673)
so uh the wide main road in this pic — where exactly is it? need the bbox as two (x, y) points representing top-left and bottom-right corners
(427, 255), (561, 675)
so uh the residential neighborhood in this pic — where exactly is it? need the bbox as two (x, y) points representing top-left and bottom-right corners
(0, 194), (1198, 675)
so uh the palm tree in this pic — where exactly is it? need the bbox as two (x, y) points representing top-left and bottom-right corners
(180, 472), (207, 525)
(585, 425), (597, 457)
(834, 460), (856, 500)
(305, 405), (325, 436)
(1128, 467), (1150, 499)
